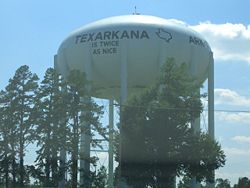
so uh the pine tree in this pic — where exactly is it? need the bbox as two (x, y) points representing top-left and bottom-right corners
(5, 65), (39, 187)
(65, 70), (104, 188)
(0, 90), (11, 187)
(118, 58), (225, 187)
(33, 68), (62, 186)
(0, 88), (19, 187)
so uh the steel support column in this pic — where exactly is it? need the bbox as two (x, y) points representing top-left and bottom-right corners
(108, 100), (114, 188)
(207, 53), (215, 188)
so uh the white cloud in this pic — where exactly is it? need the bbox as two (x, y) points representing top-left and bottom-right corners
(216, 112), (250, 124)
(214, 88), (250, 107)
(232, 136), (250, 143)
(201, 88), (250, 124)
(168, 19), (188, 26)
(189, 22), (250, 63)
(224, 147), (250, 156)
(213, 88), (250, 124)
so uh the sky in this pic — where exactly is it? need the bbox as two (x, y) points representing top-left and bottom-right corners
(1, 0), (250, 185)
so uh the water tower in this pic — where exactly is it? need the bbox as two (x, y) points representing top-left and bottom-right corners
(55, 15), (214, 188)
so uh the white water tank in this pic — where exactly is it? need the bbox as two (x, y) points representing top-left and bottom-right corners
(56, 15), (212, 99)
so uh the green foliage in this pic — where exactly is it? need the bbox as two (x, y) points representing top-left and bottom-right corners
(216, 178), (231, 188)
(31, 69), (105, 187)
(4, 65), (39, 187)
(178, 175), (192, 188)
(0, 91), (11, 187)
(0, 66), (106, 187)
(0, 60), (227, 187)
(65, 69), (104, 188)
(233, 177), (250, 188)
(32, 68), (63, 186)
(117, 58), (225, 187)
(91, 166), (108, 188)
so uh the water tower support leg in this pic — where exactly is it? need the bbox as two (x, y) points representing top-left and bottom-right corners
(191, 124), (201, 188)
(208, 55), (215, 148)
(79, 48), (93, 188)
(54, 55), (66, 188)
(120, 46), (128, 104)
(191, 90), (201, 188)
(119, 45), (129, 188)
(207, 53), (215, 188)
(108, 99), (114, 188)
(189, 45), (201, 188)
(80, 98), (91, 188)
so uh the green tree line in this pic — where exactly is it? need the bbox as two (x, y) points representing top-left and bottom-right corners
(178, 176), (250, 188)
(1, 60), (246, 188)
(0, 65), (107, 187)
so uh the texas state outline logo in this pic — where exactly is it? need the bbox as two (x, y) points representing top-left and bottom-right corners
(155, 28), (172, 42)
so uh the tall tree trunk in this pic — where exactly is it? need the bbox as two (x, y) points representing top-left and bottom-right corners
(4, 153), (9, 188)
(71, 146), (78, 188)
(10, 138), (16, 188)
(19, 137), (24, 187)
(58, 119), (67, 188)
(11, 155), (16, 187)
(45, 149), (50, 186)
(51, 150), (58, 186)
(45, 130), (51, 186)
(19, 99), (25, 187)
